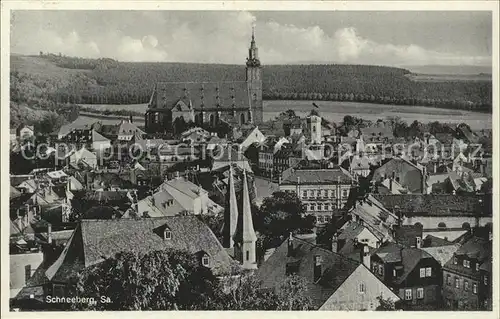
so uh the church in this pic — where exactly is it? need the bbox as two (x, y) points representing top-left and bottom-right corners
(145, 30), (263, 134)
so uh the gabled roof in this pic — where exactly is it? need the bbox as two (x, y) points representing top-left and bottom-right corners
(280, 168), (354, 185)
(255, 236), (360, 309)
(151, 81), (250, 110)
(91, 129), (110, 142)
(443, 236), (491, 277)
(45, 216), (241, 283)
(372, 242), (435, 285)
(372, 194), (492, 217)
(421, 244), (459, 266)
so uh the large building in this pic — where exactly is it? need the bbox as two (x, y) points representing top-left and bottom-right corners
(145, 30), (263, 134)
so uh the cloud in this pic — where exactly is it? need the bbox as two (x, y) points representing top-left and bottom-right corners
(10, 11), (491, 67)
(13, 29), (100, 58)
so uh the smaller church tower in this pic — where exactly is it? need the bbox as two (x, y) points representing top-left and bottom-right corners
(246, 26), (263, 124)
(308, 113), (322, 144)
(240, 170), (258, 269)
(228, 165), (239, 248)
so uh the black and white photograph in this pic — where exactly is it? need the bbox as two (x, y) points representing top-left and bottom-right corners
(2, 1), (497, 314)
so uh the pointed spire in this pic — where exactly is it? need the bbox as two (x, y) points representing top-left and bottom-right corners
(228, 164), (239, 248)
(242, 170), (257, 242)
(251, 24), (255, 43)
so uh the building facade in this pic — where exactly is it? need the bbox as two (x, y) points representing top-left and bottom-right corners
(279, 168), (355, 224)
(145, 31), (263, 134)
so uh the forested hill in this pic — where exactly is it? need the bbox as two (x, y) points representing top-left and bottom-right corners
(11, 54), (492, 113)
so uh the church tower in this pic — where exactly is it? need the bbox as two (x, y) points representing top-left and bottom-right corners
(227, 165), (239, 248)
(246, 26), (263, 124)
(240, 170), (258, 269)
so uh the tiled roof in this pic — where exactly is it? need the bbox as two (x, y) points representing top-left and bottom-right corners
(255, 236), (360, 309)
(280, 168), (354, 185)
(338, 222), (365, 241)
(423, 235), (455, 248)
(10, 185), (22, 199)
(372, 194), (492, 217)
(151, 81), (250, 110)
(373, 242), (434, 285)
(421, 244), (459, 266)
(45, 216), (241, 282)
(443, 236), (491, 277)
(393, 225), (422, 248)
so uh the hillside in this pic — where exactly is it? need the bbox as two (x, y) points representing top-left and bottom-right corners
(10, 54), (493, 122)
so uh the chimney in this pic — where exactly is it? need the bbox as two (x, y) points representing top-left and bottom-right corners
(47, 223), (52, 244)
(287, 232), (294, 257)
(331, 233), (338, 252)
(362, 245), (370, 268)
(416, 236), (422, 249)
(129, 114), (133, 123)
(313, 255), (322, 282)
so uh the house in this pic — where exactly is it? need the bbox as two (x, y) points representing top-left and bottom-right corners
(371, 194), (492, 241)
(14, 216), (242, 304)
(258, 136), (289, 177)
(96, 120), (145, 142)
(10, 252), (44, 299)
(442, 235), (492, 310)
(372, 157), (427, 194)
(236, 126), (266, 151)
(359, 124), (394, 146)
(18, 125), (34, 140)
(370, 242), (442, 309)
(180, 127), (212, 144)
(68, 147), (98, 168)
(336, 221), (382, 250)
(16, 179), (38, 194)
(159, 177), (223, 216)
(279, 168), (355, 224)
(255, 235), (400, 310)
(91, 130), (111, 151)
(349, 155), (372, 177)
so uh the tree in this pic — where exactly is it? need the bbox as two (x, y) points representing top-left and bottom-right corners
(376, 295), (401, 310)
(72, 249), (218, 310)
(276, 274), (313, 310)
(255, 191), (315, 249)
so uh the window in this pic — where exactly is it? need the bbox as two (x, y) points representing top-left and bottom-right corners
(163, 229), (172, 240)
(417, 288), (424, 299)
(484, 275), (488, 285)
(25, 265), (31, 284)
(463, 259), (470, 268)
(359, 282), (365, 293)
(426, 267), (432, 277)
(473, 283), (477, 294)
(438, 222), (447, 229)
(447, 274), (451, 286)
(314, 255), (322, 266)
(393, 269), (397, 277)
(405, 289), (412, 300)
(420, 268), (426, 278)
(311, 204), (316, 211)
(246, 250), (250, 261)
(416, 237), (422, 247)
(476, 263), (480, 271)
(464, 280), (469, 291)
(455, 278), (459, 288)
(202, 256), (210, 267)
(342, 190), (348, 198)
(302, 191), (307, 198)
(453, 256), (458, 265)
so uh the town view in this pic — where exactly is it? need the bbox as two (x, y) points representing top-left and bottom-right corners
(8, 10), (493, 312)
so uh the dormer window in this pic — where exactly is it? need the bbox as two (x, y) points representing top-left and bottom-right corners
(202, 256), (210, 267)
(163, 228), (172, 240)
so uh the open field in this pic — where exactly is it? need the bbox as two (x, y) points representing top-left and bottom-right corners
(405, 73), (492, 82)
(78, 100), (492, 130)
(262, 100), (492, 130)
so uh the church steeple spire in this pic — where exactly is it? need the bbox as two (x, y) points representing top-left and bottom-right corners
(228, 164), (239, 248)
(241, 169), (257, 269)
(247, 25), (260, 67)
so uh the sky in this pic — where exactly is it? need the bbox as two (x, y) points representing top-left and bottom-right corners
(10, 10), (492, 67)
